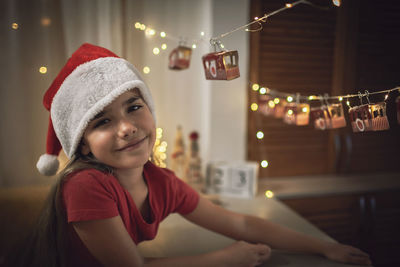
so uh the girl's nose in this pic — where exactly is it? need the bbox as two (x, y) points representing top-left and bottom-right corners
(117, 119), (137, 138)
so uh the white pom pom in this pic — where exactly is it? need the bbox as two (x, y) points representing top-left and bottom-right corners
(36, 154), (60, 176)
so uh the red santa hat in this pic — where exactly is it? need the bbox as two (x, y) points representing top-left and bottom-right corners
(36, 43), (156, 176)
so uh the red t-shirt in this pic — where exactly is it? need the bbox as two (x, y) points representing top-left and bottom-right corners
(62, 161), (199, 266)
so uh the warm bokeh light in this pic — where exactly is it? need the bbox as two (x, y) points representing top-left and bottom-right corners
(143, 66), (150, 74)
(140, 24), (146, 31)
(250, 103), (258, 111)
(200, 31), (205, 36)
(145, 28), (156, 36)
(268, 100), (275, 108)
(256, 131), (264, 139)
(287, 109), (293, 115)
(252, 84), (260, 91)
(39, 66), (47, 74)
(308, 95), (317, 100)
(192, 44), (197, 49)
(265, 190), (274, 198)
(259, 87), (267, 94)
(161, 44), (167, 50)
(41, 17), (51, 26)
(302, 107), (308, 113)
(286, 3), (293, 8)
(135, 22), (141, 29)
(332, 0), (341, 7)
(287, 96), (293, 102)
(261, 160), (269, 168)
(12, 23), (18, 30)
(339, 97), (343, 101)
(160, 31), (166, 38)
(153, 47), (160, 55)
(274, 98), (280, 104)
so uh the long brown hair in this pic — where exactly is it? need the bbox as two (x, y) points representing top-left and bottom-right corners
(5, 152), (113, 267)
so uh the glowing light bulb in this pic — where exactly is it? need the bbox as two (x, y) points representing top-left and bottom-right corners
(12, 23), (18, 30)
(286, 3), (293, 8)
(220, 43), (225, 49)
(259, 87), (267, 95)
(261, 160), (269, 168)
(143, 66), (150, 74)
(39, 66), (47, 74)
(254, 17), (259, 20)
(265, 190), (274, 198)
(192, 44), (197, 49)
(161, 44), (167, 50)
(140, 24), (146, 31)
(250, 103), (258, 111)
(145, 28), (156, 36)
(339, 97), (343, 101)
(308, 95), (316, 100)
(160, 31), (166, 38)
(256, 131), (264, 139)
(288, 109), (293, 115)
(287, 96), (293, 102)
(274, 98), (280, 104)
(200, 31), (205, 36)
(135, 22), (141, 29)
(302, 107), (308, 113)
(332, 0), (341, 7)
(268, 100), (275, 108)
(252, 84), (260, 91)
(41, 17), (51, 26)
(384, 94), (389, 101)
(153, 47), (160, 55)
(346, 100), (351, 107)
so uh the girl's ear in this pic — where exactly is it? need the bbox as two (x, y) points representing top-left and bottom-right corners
(80, 140), (91, 156)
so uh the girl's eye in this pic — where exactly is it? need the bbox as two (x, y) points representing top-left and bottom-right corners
(94, 119), (110, 128)
(128, 105), (142, 113)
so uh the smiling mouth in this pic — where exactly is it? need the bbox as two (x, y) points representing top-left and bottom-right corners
(117, 136), (148, 151)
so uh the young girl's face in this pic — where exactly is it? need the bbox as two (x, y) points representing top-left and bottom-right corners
(81, 89), (156, 171)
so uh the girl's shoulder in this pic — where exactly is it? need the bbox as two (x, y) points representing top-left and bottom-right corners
(64, 168), (118, 188)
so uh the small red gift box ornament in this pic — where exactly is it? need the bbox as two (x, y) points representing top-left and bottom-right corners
(283, 103), (310, 126)
(202, 50), (240, 80)
(169, 46), (192, 70)
(310, 106), (331, 130)
(369, 102), (390, 131)
(348, 102), (389, 132)
(328, 103), (347, 129)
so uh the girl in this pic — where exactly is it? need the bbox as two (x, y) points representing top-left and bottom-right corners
(21, 43), (371, 266)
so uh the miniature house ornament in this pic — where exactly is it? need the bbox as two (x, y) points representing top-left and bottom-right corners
(283, 95), (309, 126)
(348, 91), (389, 133)
(202, 39), (240, 80)
(168, 45), (192, 70)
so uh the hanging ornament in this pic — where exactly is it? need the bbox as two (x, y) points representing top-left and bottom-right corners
(273, 98), (287, 118)
(397, 96), (400, 125)
(348, 91), (389, 133)
(168, 45), (192, 70)
(258, 95), (276, 116)
(310, 106), (331, 130)
(328, 102), (347, 129)
(283, 94), (309, 125)
(310, 95), (346, 130)
(202, 40), (240, 80)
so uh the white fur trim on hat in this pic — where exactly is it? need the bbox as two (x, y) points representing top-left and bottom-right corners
(51, 57), (156, 159)
(36, 154), (60, 176)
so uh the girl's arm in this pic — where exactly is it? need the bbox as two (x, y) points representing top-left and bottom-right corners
(183, 196), (372, 266)
(72, 215), (270, 267)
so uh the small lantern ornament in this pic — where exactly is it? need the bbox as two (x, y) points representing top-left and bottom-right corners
(348, 91), (389, 132)
(273, 98), (287, 118)
(310, 106), (331, 130)
(283, 103), (310, 126)
(258, 95), (276, 116)
(168, 45), (192, 70)
(328, 103), (347, 129)
(202, 40), (240, 80)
